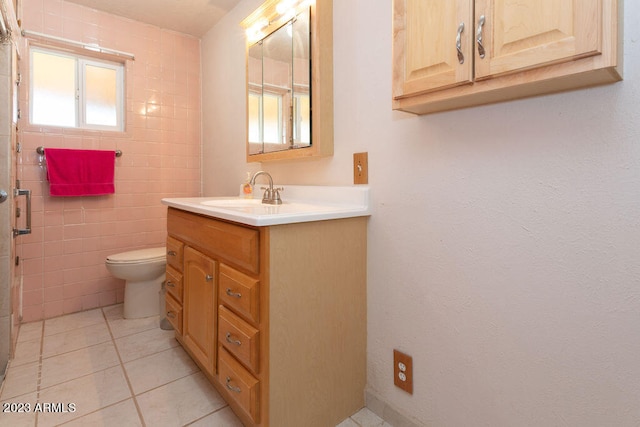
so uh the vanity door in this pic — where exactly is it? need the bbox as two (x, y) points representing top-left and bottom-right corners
(183, 247), (217, 377)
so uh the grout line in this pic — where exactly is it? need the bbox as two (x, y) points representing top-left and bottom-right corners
(101, 306), (148, 427)
(54, 397), (133, 426)
(184, 405), (232, 426)
(34, 319), (44, 426)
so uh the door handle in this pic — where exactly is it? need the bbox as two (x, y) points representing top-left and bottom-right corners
(0, 190), (7, 203)
(13, 188), (31, 237)
(456, 22), (465, 64)
(476, 15), (486, 59)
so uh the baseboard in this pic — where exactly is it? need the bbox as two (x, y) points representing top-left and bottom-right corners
(365, 389), (423, 427)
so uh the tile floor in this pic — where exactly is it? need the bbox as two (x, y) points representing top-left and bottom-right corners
(0, 304), (391, 427)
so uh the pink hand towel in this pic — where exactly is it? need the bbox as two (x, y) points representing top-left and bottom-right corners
(45, 148), (116, 197)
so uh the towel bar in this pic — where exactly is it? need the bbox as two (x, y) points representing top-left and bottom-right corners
(36, 146), (123, 157)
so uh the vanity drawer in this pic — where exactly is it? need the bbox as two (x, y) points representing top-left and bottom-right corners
(219, 264), (259, 324)
(165, 294), (182, 335)
(218, 306), (259, 373)
(167, 208), (259, 274)
(218, 347), (260, 424)
(166, 236), (184, 271)
(165, 265), (183, 303)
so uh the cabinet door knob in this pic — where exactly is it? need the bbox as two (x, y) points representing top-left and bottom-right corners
(476, 15), (486, 59)
(456, 22), (465, 64)
(166, 281), (175, 288)
(167, 250), (177, 257)
(205, 274), (213, 282)
(166, 311), (176, 319)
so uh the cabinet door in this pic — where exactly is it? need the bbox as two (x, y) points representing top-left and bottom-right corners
(183, 247), (217, 376)
(393, 0), (473, 99)
(474, 0), (603, 80)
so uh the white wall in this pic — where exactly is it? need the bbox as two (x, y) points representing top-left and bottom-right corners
(202, 1), (640, 426)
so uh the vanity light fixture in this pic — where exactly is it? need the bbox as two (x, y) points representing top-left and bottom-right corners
(246, 0), (314, 43)
(246, 17), (269, 43)
(275, 0), (296, 15)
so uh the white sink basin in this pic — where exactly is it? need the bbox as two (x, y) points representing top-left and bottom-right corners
(162, 185), (371, 226)
(201, 198), (265, 208)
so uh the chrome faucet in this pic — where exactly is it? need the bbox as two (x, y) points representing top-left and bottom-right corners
(249, 171), (283, 205)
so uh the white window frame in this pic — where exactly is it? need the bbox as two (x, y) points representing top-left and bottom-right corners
(29, 46), (125, 132)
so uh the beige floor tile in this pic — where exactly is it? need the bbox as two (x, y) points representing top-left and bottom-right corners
(10, 338), (41, 367)
(350, 408), (387, 427)
(42, 322), (112, 358)
(336, 418), (360, 427)
(0, 391), (38, 427)
(189, 406), (245, 427)
(40, 341), (119, 389)
(124, 345), (199, 395)
(137, 371), (227, 426)
(114, 326), (179, 363)
(101, 304), (124, 320)
(0, 361), (39, 400)
(37, 365), (131, 427)
(44, 309), (105, 336)
(2, 307), (373, 427)
(16, 321), (42, 343)
(61, 399), (143, 427)
(104, 305), (160, 339)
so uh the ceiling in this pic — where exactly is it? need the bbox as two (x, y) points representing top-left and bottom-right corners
(64, 0), (243, 37)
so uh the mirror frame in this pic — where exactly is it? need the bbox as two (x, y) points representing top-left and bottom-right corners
(241, 0), (333, 162)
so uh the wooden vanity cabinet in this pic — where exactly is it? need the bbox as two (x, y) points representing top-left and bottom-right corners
(166, 207), (367, 427)
(393, 0), (622, 114)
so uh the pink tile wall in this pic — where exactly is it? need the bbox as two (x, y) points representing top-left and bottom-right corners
(18, 0), (202, 322)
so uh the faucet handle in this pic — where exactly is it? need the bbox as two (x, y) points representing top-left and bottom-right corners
(273, 187), (284, 204)
(260, 186), (272, 202)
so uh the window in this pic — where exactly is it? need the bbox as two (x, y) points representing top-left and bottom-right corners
(248, 91), (284, 145)
(30, 47), (124, 131)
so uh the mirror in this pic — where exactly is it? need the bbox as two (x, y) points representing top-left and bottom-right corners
(248, 8), (310, 155)
(243, 0), (333, 162)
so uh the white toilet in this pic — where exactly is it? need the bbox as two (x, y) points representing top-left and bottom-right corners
(105, 247), (166, 319)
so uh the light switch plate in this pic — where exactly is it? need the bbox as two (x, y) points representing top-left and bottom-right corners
(353, 152), (368, 185)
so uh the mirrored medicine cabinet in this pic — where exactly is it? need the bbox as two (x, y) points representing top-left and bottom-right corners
(242, 0), (333, 162)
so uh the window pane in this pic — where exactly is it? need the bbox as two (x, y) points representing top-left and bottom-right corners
(85, 63), (117, 126)
(248, 92), (262, 143)
(295, 94), (310, 144)
(263, 93), (281, 144)
(31, 51), (76, 127)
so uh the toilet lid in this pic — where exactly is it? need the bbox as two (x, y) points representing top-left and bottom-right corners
(106, 247), (166, 264)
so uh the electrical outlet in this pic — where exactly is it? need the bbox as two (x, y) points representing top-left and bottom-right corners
(393, 349), (413, 394)
(353, 152), (368, 185)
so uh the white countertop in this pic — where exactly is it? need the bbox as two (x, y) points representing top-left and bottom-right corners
(161, 185), (371, 226)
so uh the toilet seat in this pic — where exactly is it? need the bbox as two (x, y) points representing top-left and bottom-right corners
(106, 247), (166, 264)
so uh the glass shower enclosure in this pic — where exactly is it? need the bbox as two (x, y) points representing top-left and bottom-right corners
(0, 1), (21, 382)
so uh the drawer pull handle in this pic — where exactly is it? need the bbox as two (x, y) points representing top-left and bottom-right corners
(205, 274), (214, 282)
(167, 250), (177, 257)
(166, 311), (176, 319)
(226, 377), (242, 393)
(225, 332), (242, 346)
(166, 281), (176, 288)
(226, 288), (242, 298)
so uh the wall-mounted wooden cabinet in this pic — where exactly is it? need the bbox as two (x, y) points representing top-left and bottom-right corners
(392, 0), (623, 115)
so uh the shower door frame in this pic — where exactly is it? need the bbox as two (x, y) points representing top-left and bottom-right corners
(0, 38), (20, 382)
